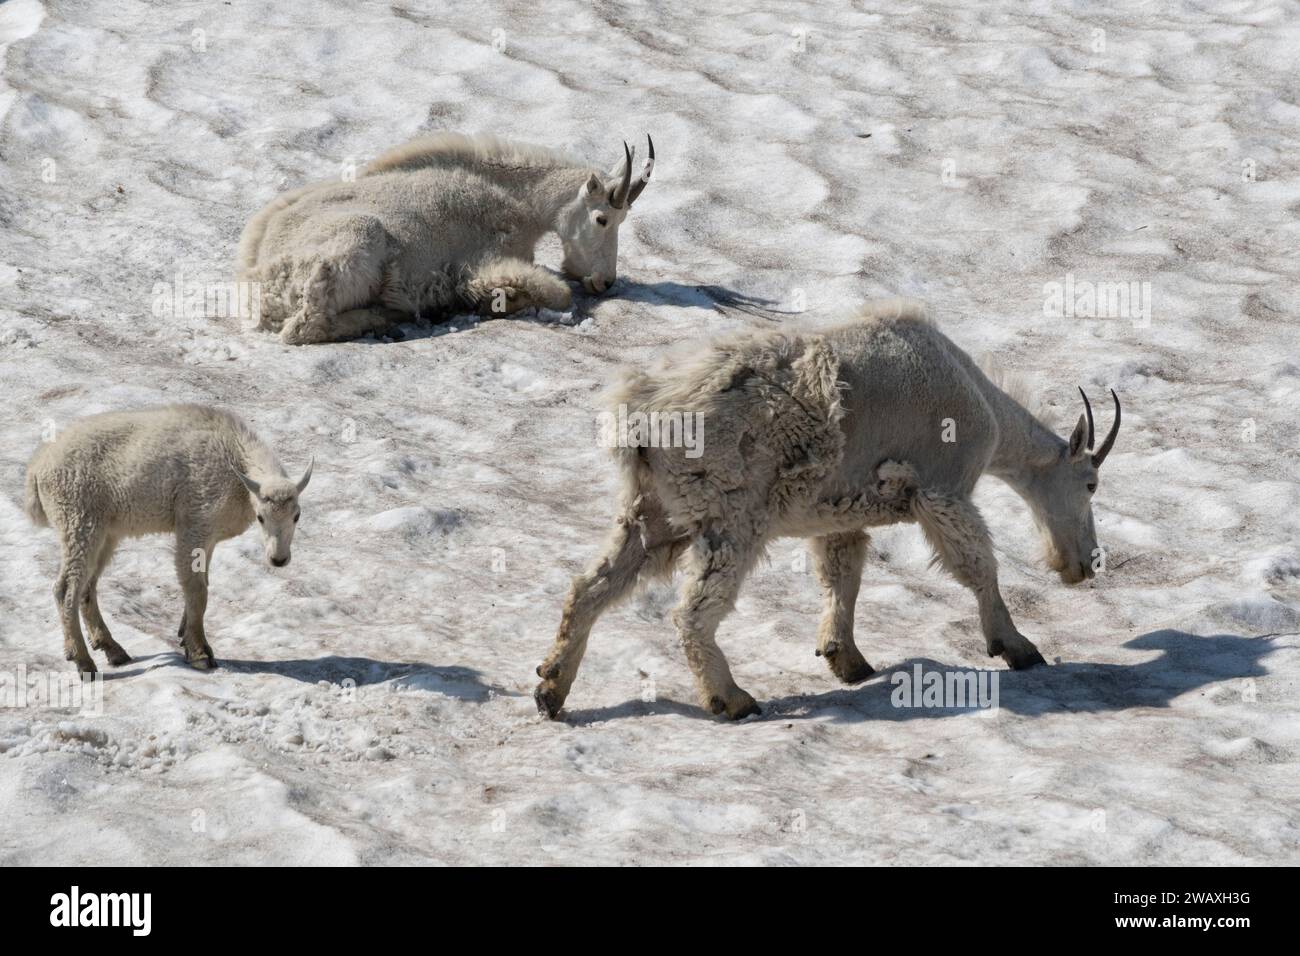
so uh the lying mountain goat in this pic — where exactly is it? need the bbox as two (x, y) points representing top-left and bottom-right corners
(237, 132), (655, 344)
(24, 406), (312, 673)
(535, 300), (1122, 719)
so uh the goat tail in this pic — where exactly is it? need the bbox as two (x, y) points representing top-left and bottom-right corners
(601, 367), (656, 512)
(23, 466), (48, 527)
(611, 443), (646, 515)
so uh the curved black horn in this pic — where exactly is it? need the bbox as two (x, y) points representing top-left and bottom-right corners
(610, 141), (633, 208)
(628, 133), (654, 205)
(1078, 386), (1095, 450)
(1092, 389), (1121, 467)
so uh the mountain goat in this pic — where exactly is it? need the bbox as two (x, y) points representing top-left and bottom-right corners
(535, 300), (1122, 719)
(237, 132), (654, 344)
(24, 405), (313, 673)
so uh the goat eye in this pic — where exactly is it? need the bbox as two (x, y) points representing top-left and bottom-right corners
(1086, 482), (1097, 494)
(294, 513), (300, 523)
(257, 515), (264, 524)
(596, 214), (608, 227)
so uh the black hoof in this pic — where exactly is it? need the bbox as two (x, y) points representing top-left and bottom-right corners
(1004, 648), (1047, 670)
(841, 661), (875, 684)
(731, 700), (762, 720)
(822, 641), (873, 684)
(534, 684), (563, 719)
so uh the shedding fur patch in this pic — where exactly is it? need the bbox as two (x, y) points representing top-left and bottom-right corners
(606, 330), (852, 533)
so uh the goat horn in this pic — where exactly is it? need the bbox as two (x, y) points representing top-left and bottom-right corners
(1078, 386), (1095, 450)
(234, 467), (262, 498)
(1092, 389), (1121, 467)
(628, 133), (654, 205)
(610, 141), (633, 208)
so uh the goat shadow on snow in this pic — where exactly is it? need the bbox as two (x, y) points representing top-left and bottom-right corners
(346, 277), (788, 344)
(560, 630), (1282, 724)
(106, 653), (506, 702)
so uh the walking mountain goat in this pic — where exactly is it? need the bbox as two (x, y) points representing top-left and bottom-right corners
(535, 300), (1122, 719)
(237, 132), (654, 344)
(24, 405), (313, 673)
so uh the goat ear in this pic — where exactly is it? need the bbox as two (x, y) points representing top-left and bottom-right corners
(296, 458), (314, 494)
(1067, 414), (1089, 460)
(234, 468), (262, 498)
(584, 174), (601, 196)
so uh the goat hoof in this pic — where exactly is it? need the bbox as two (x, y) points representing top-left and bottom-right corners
(188, 654), (215, 672)
(840, 660), (875, 684)
(534, 683), (564, 719)
(822, 642), (873, 684)
(74, 657), (97, 675)
(710, 690), (761, 720)
(105, 648), (132, 668)
(1003, 646), (1046, 670)
(94, 636), (131, 667)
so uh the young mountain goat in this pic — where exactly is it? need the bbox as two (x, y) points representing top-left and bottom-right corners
(535, 299), (1122, 719)
(24, 405), (312, 673)
(237, 132), (654, 344)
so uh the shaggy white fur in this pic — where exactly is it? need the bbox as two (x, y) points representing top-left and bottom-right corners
(237, 131), (653, 344)
(536, 299), (1121, 719)
(24, 405), (312, 673)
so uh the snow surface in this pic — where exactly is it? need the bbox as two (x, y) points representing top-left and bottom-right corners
(1, 0), (1299, 865)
